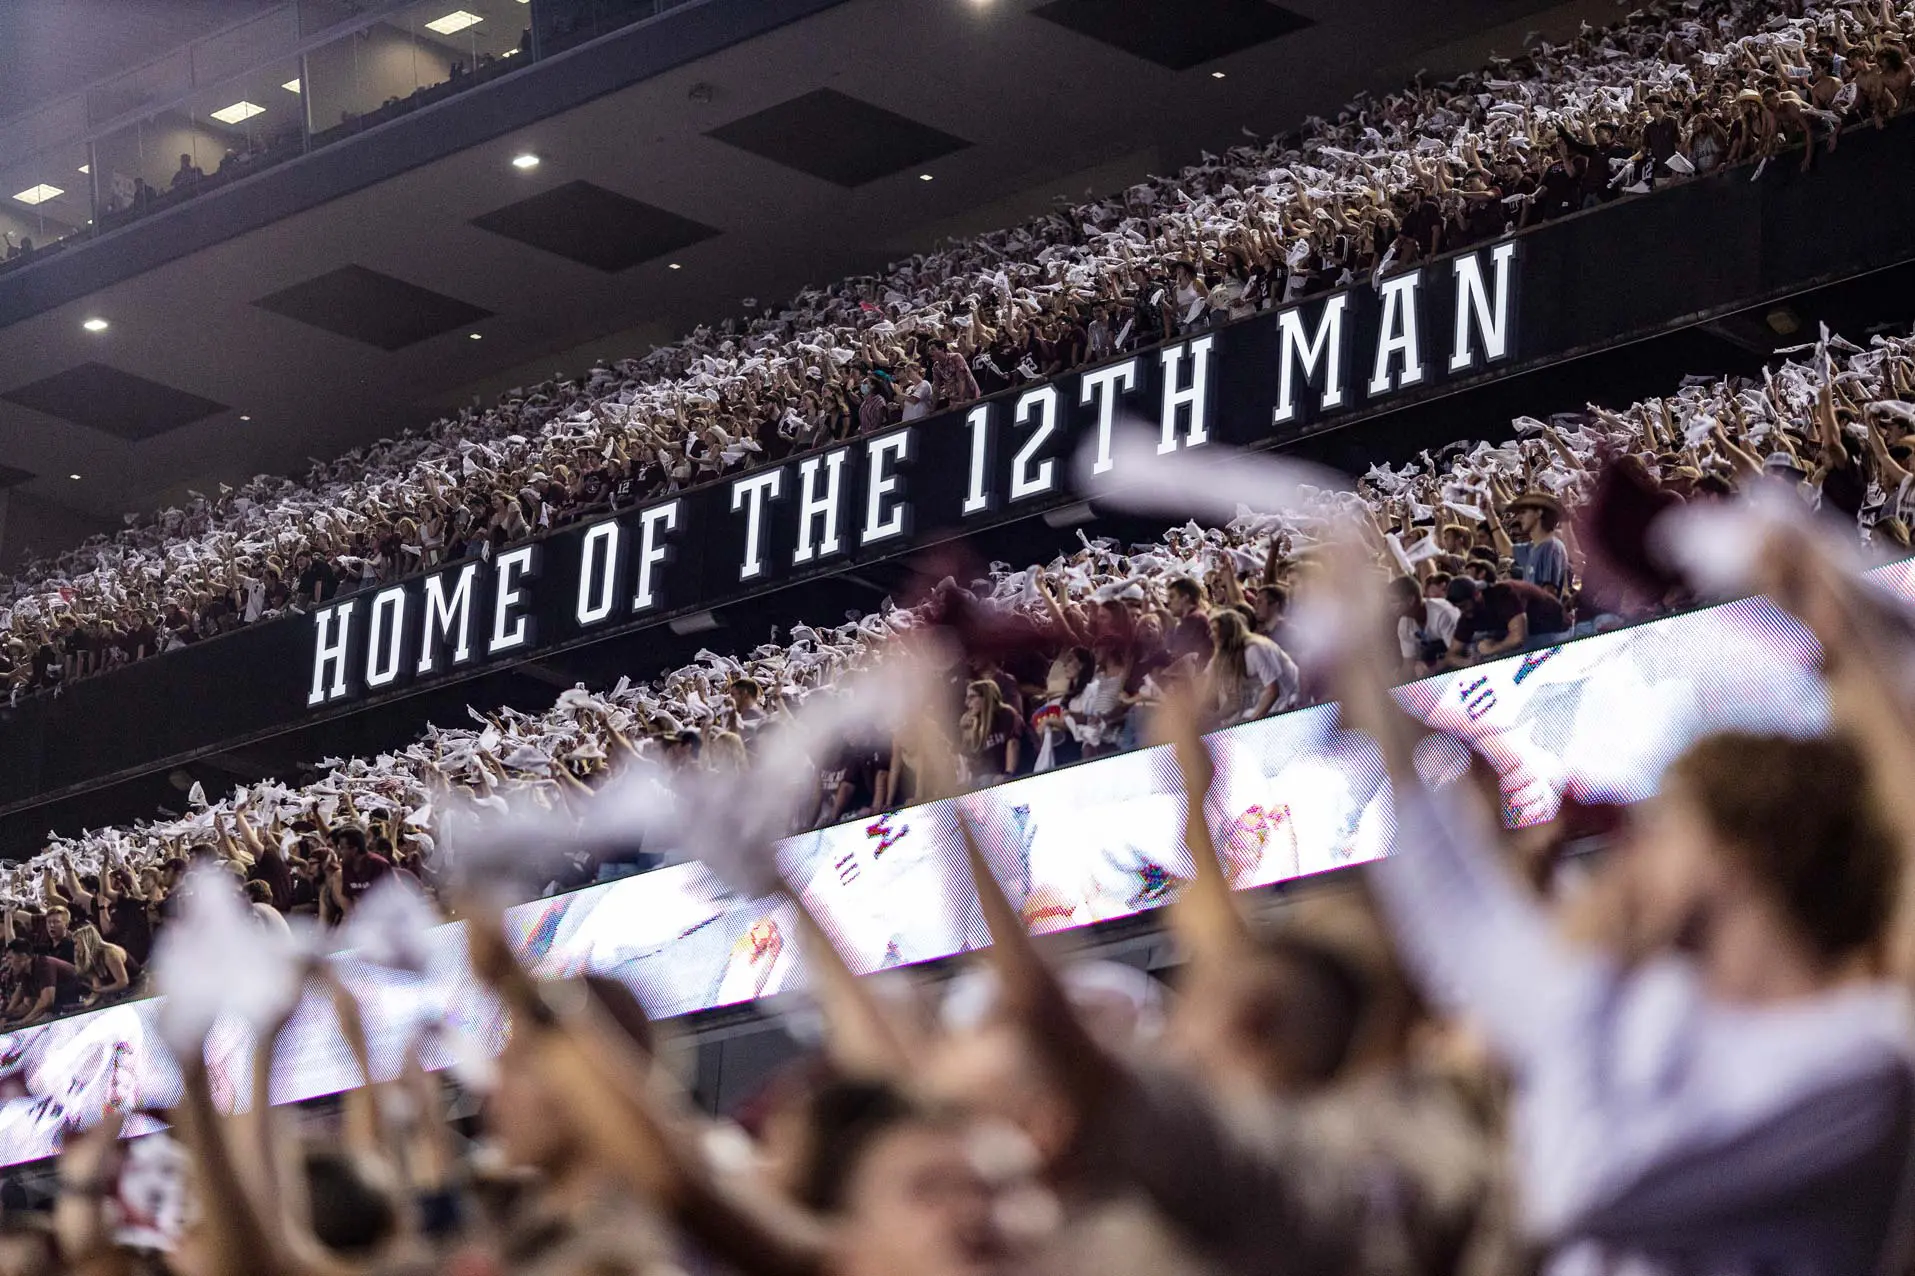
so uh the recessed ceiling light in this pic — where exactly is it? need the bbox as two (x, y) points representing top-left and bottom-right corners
(282, 79), (302, 94)
(210, 100), (264, 124)
(77, 164), (89, 175)
(1210, 71), (1227, 79)
(425, 9), (482, 34)
(510, 152), (540, 170)
(68, 474), (81, 481)
(468, 332), (483, 340)
(918, 172), (934, 181)
(14, 184), (63, 205)
(239, 414), (252, 421)
(668, 262), (682, 270)
(82, 317), (109, 332)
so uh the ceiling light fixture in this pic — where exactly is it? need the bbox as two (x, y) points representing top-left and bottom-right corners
(425, 9), (482, 34)
(1211, 71), (1227, 79)
(282, 78), (302, 93)
(468, 332), (483, 340)
(918, 172), (934, 181)
(82, 317), (109, 332)
(210, 100), (264, 124)
(510, 152), (540, 170)
(667, 262), (683, 270)
(13, 184), (63, 205)
(77, 164), (89, 174)
(69, 474), (81, 481)
(239, 414), (252, 422)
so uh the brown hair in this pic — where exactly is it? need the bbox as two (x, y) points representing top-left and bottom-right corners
(1668, 731), (1899, 963)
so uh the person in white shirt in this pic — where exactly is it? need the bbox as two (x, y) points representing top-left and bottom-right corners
(1205, 609), (1299, 725)
(1391, 575), (1459, 674)
(898, 363), (934, 422)
(1335, 612), (1915, 1276)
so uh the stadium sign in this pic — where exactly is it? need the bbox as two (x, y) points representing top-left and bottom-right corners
(305, 241), (1521, 705)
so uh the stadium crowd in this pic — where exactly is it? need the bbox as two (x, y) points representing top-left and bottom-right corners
(14, 490), (1915, 1276)
(1, 0), (1911, 693)
(0, 322), (1911, 1031)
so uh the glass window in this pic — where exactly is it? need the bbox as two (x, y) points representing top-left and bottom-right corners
(91, 60), (303, 232)
(0, 142), (94, 275)
(305, 0), (531, 149)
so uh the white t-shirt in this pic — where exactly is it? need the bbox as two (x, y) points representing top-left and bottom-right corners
(1240, 634), (1299, 715)
(1398, 596), (1461, 660)
(900, 377), (934, 421)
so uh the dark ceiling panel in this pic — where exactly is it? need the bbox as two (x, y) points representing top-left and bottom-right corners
(706, 88), (969, 187)
(253, 265), (493, 351)
(470, 180), (721, 272)
(1031, 0), (1313, 71)
(0, 363), (227, 441)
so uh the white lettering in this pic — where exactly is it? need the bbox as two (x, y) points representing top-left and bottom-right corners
(1368, 270), (1426, 396)
(364, 587), (408, 688)
(1010, 386), (1059, 502)
(962, 404), (992, 515)
(576, 520), (623, 626)
(1272, 295), (1348, 425)
(791, 450), (848, 565)
(489, 546), (539, 654)
(307, 601), (357, 706)
(1079, 360), (1138, 475)
(731, 469), (784, 581)
(416, 562), (479, 675)
(632, 501), (680, 612)
(1158, 335), (1214, 453)
(862, 431), (913, 544)
(1449, 242), (1518, 372)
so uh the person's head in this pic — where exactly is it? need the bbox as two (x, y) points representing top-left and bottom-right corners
(1629, 732), (1898, 995)
(1387, 575), (1423, 618)
(1445, 576), (1480, 611)
(1165, 577), (1205, 619)
(1509, 492), (1563, 538)
(177, 152), (193, 169)
(704, 729), (748, 773)
(1424, 571), (1454, 600)
(1646, 94), (1667, 119)
(1166, 928), (1371, 1101)
(69, 923), (104, 973)
(1208, 607), (1251, 669)
(962, 680), (1004, 745)
(665, 729), (702, 767)
(800, 1082), (1013, 1276)
(1594, 122), (1616, 143)
(42, 907), (68, 943)
(730, 676), (763, 710)
(244, 879), (275, 907)
(3, 940), (32, 976)
(1255, 584), (1288, 629)
(329, 825), (368, 860)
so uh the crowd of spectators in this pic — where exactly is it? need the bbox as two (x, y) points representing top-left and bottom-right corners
(0, 321), (1908, 1031)
(2, 0), (1910, 694)
(22, 512), (1915, 1276)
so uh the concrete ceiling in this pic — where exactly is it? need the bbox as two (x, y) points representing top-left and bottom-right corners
(0, 0), (1614, 557)
(0, 0), (284, 125)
